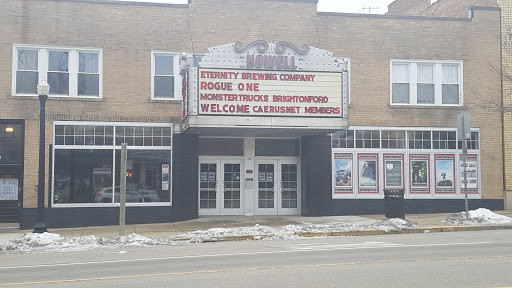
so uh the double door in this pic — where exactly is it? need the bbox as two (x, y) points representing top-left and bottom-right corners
(199, 159), (243, 215)
(255, 159), (300, 215)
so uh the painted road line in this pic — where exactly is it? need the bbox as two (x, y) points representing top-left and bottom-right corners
(0, 241), (495, 270)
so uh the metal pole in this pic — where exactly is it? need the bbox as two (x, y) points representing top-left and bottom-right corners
(119, 143), (127, 236)
(462, 119), (469, 220)
(33, 94), (48, 233)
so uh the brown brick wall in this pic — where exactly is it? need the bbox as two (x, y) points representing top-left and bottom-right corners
(0, 0), (502, 206)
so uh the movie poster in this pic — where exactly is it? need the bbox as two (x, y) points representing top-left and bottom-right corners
(410, 154), (429, 194)
(384, 154), (403, 188)
(435, 154), (455, 194)
(459, 154), (479, 194)
(358, 154), (378, 193)
(333, 153), (353, 194)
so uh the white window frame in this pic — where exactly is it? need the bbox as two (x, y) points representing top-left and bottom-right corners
(151, 51), (182, 101)
(390, 60), (463, 106)
(12, 44), (103, 98)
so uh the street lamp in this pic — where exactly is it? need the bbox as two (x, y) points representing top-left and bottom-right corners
(33, 79), (50, 233)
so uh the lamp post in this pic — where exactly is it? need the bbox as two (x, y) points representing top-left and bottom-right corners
(33, 79), (50, 233)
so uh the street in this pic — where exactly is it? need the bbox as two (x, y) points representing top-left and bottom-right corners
(1, 230), (511, 287)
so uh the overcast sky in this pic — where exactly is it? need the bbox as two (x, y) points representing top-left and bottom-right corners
(115, 0), (395, 14)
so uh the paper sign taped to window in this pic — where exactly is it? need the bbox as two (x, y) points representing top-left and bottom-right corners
(0, 179), (18, 201)
(162, 164), (169, 174)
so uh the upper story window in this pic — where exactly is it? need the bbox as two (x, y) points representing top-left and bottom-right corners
(391, 60), (462, 106)
(151, 52), (181, 100)
(13, 45), (102, 98)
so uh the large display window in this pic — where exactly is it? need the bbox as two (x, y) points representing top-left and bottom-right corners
(52, 122), (173, 206)
(331, 127), (480, 199)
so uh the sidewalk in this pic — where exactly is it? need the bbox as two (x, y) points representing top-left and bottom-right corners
(1, 211), (512, 246)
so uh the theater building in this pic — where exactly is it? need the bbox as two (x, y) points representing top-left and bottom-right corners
(0, 0), (503, 228)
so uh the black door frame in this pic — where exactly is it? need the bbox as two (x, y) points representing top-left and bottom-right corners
(0, 119), (25, 223)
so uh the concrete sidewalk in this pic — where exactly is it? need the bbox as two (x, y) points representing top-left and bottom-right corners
(1, 211), (512, 246)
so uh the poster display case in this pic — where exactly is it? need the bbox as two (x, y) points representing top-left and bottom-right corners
(459, 154), (479, 194)
(358, 153), (379, 194)
(383, 154), (404, 189)
(409, 154), (430, 194)
(434, 154), (456, 194)
(333, 153), (353, 194)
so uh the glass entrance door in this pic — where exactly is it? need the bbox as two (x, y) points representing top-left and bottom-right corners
(0, 167), (22, 223)
(255, 159), (300, 215)
(199, 159), (243, 215)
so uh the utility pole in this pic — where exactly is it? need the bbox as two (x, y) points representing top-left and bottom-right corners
(362, 6), (379, 14)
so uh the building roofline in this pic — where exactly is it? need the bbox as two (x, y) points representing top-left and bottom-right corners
(317, 12), (472, 21)
(38, 0), (189, 8)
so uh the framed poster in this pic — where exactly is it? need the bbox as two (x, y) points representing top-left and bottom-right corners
(459, 154), (479, 194)
(383, 154), (404, 189)
(0, 179), (18, 201)
(409, 154), (430, 194)
(358, 153), (379, 194)
(434, 154), (455, 194)
(333, 153), (353, 194)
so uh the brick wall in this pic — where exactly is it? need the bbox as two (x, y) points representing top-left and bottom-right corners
(499, 0), (512, 208)
(0, 0), (502, 206)
(388, 0), (498, 17)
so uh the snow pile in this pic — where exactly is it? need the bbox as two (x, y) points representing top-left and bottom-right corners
(174, 224), (276, 242)
(374, 218), (418, 232)
(1, 233), (179, 254)
(443, 208), (512, 226)
(278, 218), (417, 234)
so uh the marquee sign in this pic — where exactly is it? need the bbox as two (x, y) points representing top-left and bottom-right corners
(184, 40), (349, 119)
(198, 68), (342, 117)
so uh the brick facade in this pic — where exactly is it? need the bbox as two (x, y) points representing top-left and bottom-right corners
(387, 0), (509, 209)
(387, 0), (498, 17)
(0, 0), (503, 223)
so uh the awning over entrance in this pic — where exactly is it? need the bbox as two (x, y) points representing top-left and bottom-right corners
(181, 115), (348, 137)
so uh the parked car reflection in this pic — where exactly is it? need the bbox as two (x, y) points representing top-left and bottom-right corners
(95, 185), (160, 203)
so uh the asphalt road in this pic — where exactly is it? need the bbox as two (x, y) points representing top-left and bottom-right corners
(1, 230), (511, 288)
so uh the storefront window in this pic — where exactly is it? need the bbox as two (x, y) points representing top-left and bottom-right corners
(113, 150), (171, 203)
(355, 130), (380, 148)
(53, 150), (113, 204)
(433, 131), (457, 149)
(0, 124), (24, 164)
(53, 122), (173, 206)
(408, 131), (431, 149)
(332, 130), (354, 148)
(458, 132), (479, 150)
(381, 131), (405, 149)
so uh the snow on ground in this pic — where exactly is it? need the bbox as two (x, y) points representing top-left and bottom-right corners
(1, 209), (510, 254)
(0, 219), (418, 254)
(443, 208), (512, 226)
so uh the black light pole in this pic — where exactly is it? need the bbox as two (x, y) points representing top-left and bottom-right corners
(33, 79), (50, 233)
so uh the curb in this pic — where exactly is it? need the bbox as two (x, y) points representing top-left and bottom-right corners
(189, 225), (512, 242)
